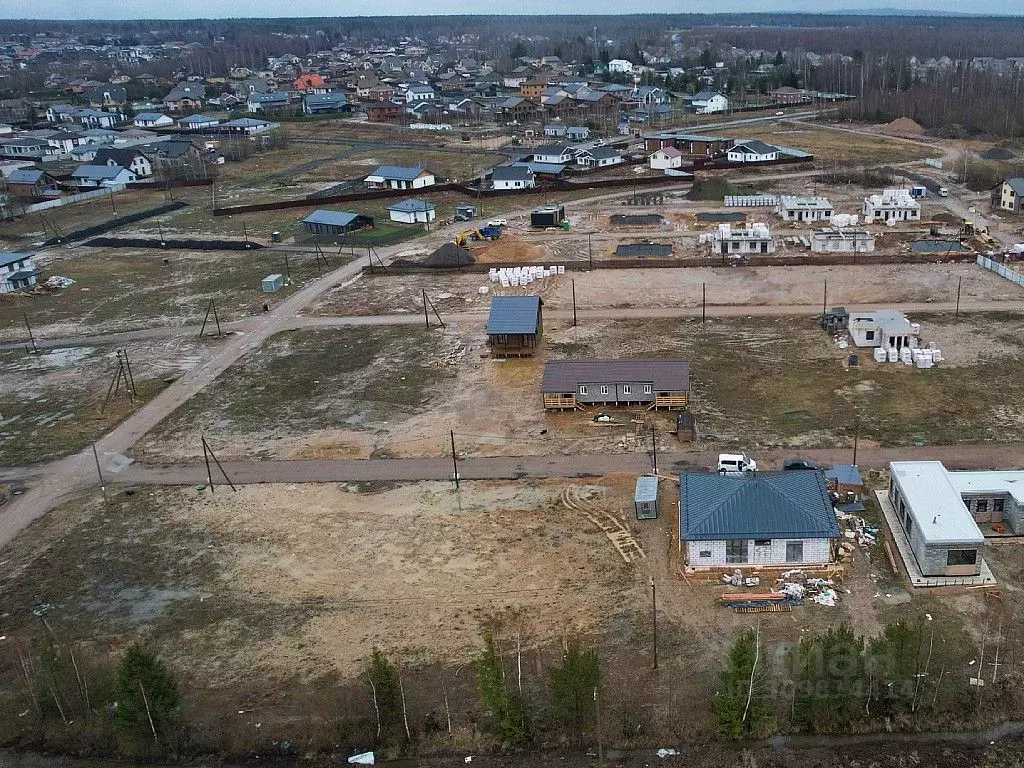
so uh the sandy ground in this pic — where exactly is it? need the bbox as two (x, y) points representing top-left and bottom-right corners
(312, 262), (1024, 318)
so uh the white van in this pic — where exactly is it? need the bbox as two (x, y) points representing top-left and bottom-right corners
(717, 453), (757, 476)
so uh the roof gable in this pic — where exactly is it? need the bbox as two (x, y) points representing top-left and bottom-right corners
(487, 295), (542, 334)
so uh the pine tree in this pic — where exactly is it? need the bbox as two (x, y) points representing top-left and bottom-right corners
(474, 632), (531, 745)
(366, 648), (403, 744)
(114, 644), (180, 751)
(548, 645), (599, 737)
(714, 628), (771, 740)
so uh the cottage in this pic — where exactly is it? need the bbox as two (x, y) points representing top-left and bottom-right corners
(134, 112), (173, 128)
(575, 146), (624, 168)
(0, 251), (37, 293)
(530, 143), (575, 165)
(247, 92), (291, 113)
(727, 140), (781, 163)
(302, 93), (348, 114)
(486, 295), (544, 358)
(995, 178), (1024, 214)
(404, 84), (436, 103)
(293, 73), (327, 92)
(643, 132), (730, 156)
(649, 146), (683, 170)
(847, 310), (918, 349)
(888, 461), (987, 578)
(680, 471), (839, 569)
(608, 59), (634, 74)
(497, 96), (539, 124)
(777, 195), (834, 222)
(810, 228), (875, 253)
(543, 123), (568, 138)
(83, 85), (127, 108)
(5, 168), (58, 198)
(861, 189), (921, 223)
(364, 165), (435, 190)
(771, 86), (813, 105)
(688, 91), (728, 114)
(712, 223), (775, 255)
(491, 165), (536, 190)
(94, 148), (152, 178)
(177, 114), (221, 130)
(70, 164), (137, 187)
(541, 359), (689, 410)
(365, 102), (405, 123)
(163, 83), (206, 112)
(217, 117), (279, 135)
(301, 209), (374, 236)
(387, 198), (436, 224)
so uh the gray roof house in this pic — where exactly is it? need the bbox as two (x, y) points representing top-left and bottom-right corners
(70, 164), (137, 187)
(364, 165), (436, 190)
(0, 251), (38, 293)
(680, 471), (839, 569)
(486, 295), (543, 358)
(301, 209), (375, 236)
(491, 164), (536, 190)
(542, 359), (689, 410)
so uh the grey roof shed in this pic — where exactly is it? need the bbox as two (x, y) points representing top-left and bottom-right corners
(487, 295), (542, 335)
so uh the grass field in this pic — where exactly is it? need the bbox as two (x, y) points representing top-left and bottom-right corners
(706, 124), (936, 164)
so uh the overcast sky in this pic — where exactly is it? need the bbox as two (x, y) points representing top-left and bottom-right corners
(1, 0), (1022, 20)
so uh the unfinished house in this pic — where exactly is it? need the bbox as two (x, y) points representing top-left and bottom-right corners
(542, 360), (689, 410)
(888, 461), (987, 579)
(712, 222), (775, 255)
(777, 196), (834, 222)
(0, 251), (37, 293)
(810, 228), (875, 253)
(862, 189), (921, 223)
(486, 295), (543, 358)
(680, 471), (839, 569)
(847, 310), (919, 349)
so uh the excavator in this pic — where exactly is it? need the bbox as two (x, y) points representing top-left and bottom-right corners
(453, 225), (503, 248)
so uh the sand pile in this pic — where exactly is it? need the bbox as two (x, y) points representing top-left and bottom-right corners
(473, 236), (548, 264)
(879, 117), (924, 135)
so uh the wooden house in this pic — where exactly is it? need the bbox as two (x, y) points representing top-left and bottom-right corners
(542, 359), (689, 410)
(486, 295), (543, 358)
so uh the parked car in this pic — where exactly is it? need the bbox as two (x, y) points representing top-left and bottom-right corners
(487, 218), (507, 227)
(783, 458), (821, 471)
(938, 187), (949, 197)
(775, 111), (785, 116)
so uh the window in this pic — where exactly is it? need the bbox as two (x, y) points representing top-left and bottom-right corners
(622, 385), (632, 395)
(976, 500), (988, 515)
(579, 385), (588, 395)
(754, 539), (771, 547)
(600, 385), (609, 395)
(699, 550), (712, 558)
(643, 384), (652, 395)
(725, 539), (748, 564)
(994, 498), (1005, 513)
(786, 540), (804, 562)
(865, 330), (875, 341)
(947, 549), (977, 566)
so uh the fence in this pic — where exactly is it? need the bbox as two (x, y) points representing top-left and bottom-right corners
(977, 254), (1024, 287)
(24, 185), (124, 214)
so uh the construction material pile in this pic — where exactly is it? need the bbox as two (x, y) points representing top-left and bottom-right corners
(878, 117), (924, 135)
(719, 569), (841, 611)
(420, 243), (475, 268)
(488, 265), (564, 287)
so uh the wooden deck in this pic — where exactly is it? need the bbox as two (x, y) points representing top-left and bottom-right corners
(543, 394), (579, 410)
(652, 393), (688, 410)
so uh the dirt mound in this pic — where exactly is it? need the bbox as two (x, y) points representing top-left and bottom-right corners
(473, 235), (547, 264)
(879, 117), (924, 136)
(981, 146), (1015, 161)
(420, 242), (475, 268)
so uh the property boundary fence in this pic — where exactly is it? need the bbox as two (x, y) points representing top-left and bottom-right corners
(24, 185), (123, 214)
(978, 254), (1024, 287)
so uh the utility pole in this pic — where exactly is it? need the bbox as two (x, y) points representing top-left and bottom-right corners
(702, 283), (706, 324)
(284, 254), (291, 282)
(650, 425), (658, 474)
(572, 279), (578, 326)
(955, 276), (962, 319)
(450, 429), (459, 489)
(120, 348), (137, 397)
(92, 443), (108, 505)
(852, 420), (859, 466)
(651, 577), (658, 670)
(423, 289), (430, 328)
(23, 313), (38, 354)
(594, 683), (603, 764)
(587, 232), (593, 270)
(822, 279), (828, 317)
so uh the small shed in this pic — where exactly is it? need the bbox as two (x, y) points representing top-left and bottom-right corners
(262, 273), (283, 293)
(676, 412), (696, 442)
(531, 204), (565, 228)
(487, 295), (543, 358)
(825, 464), (863, 497)
(635, 476), (660, 520)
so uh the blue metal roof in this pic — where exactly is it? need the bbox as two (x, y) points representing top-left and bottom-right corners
(367, 165), (429, 181)
(486, 295), (542, 335)
(679, 471), (839, 541)
(302, 209), (361, 227)
(511, 161), (565, 175)
(7, 169), (45, 184)
(825, 464), (863, 487)
(387, 198), (435, 213)
(0, 252), (34, 269)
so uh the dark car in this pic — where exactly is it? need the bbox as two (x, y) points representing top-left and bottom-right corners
(783, 458), (821, 471)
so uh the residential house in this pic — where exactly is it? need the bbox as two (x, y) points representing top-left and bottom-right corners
(777, 195), (833, 222)
(0, 138), (46, 159)
(366, 102), (405, 123)
(688, 91), (728, 114)
(520, 80), (549, 99)
(712, 222), (776, 255)
(301, 209), (375, 236)
(679, 471), (839, 569)
(633, 85), (668, 104)
(70, 164), (137, 187)
(543, 123), (569, 138)
(387, 198), (436, 224)
(727, 140), (781, 163)
(83, 85), (127, 108)
(861, 189), (921, 223)
(364, 165), (436, 190)
(575, 146), (625, 169)
(139, 140), (204, 167)
(163, 83), (206, 112)
(94, 147), (153, 178)
(810, 228), (875, 253)
(365, 85), (396, 102)
(643, 132), (731, 157)
(629, 104), (670, 123)
(134, 112), (173, 128)
(994, 178), (1024, 214)
(216, 117), (279, 136)
(491, 165), (536, 190)
(532, 143), (575, 165)
(847, 310), (918, 350)
(4, 168), (58, 198)
(0, 98), (34, 124)
(0, 251), (38, 293)
(888, 461), (987, 578)
(177, 114), (221, 130)
(771, 86), (812, 104)
(541, 359), (689, 410)
(497, 96), (539, 124)
(354, 74), (380, 98)
(404, 84), (436, 103)
(566, 126), (590, 141)
(302, 93), (348, 115)
(293, 73), (327, 92)
(608, 59), (634, 74)
(649, 146), (683, 170)
(486, 295), (544, 358)
(247, 92), (291, 113)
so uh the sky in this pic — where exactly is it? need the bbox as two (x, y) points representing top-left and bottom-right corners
(0, 0), (1022, 20)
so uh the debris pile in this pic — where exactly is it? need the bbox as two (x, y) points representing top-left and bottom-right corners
(43, 276), (75, 289)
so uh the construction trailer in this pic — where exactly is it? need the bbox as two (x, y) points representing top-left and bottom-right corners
(261, 273), (283, 293)
(531, 204), (565, 228)
(455, 205), (477, 221)
(635, 476), (660, 520)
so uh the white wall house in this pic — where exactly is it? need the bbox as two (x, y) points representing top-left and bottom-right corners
(727, 140), (780, 163)
(70, 164), (137, 187)
(680, 471), (839, 570)
(575, 146), (624, 168)
(777, 195), (833, 222)
(689, 91), (728, 114)
(387, 198), (436, 224)
(810, 228), (875, 253)
(712, 222), (775, 255)
(491, 165), (536, 190)
(531, 143), (575, 164)
(862, 189), (921, 223)
(608, 59), (634, 74)
(847, 309), (919, 349)
(405, 84), (436, 103)
(364, 165), (436, 190)
(134, 112), (173, 128)
(0, 251), (38, 293)
(649, 146), (683, 170)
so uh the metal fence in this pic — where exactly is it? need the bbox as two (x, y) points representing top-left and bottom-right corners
(24, 185), (124, 213)
(977, 254), (1024, 287)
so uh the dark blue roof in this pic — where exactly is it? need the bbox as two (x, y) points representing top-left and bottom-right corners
(679, 471), (839, 541)
(486, 295), (542, 335)
(302, 210), (360, 227)
(387, 198), (435, 213)
(825, 464), (863, 486)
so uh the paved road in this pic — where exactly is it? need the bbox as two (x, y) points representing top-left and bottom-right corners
(98, 443), (1024, 489)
